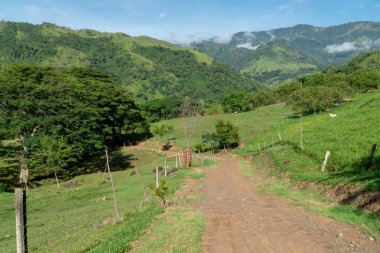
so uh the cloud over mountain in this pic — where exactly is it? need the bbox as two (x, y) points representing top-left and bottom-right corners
(325, 39), (380, 53)
(236, 42), (260, 50)
(211, 34), (233, 44)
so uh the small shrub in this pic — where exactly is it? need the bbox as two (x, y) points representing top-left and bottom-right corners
(195, 120), (240, 152)
(0, 182), (8, 192)
(149, 180), (168, 207)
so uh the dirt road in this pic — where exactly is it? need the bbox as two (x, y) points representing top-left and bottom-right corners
(199, 159), (379, 253)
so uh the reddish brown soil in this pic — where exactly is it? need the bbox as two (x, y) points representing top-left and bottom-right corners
(198, 158), (379, 253)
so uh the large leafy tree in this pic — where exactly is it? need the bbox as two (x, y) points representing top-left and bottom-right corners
(0, 65), (148, 182)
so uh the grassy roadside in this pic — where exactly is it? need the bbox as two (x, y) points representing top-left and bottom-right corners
(242, 152), (380, 240)
(88, 158), (215, 253)
(86, 202), (164, 253)
(256, 145), (380, 190)
(0, 147), (207, 253)
(129, 207), (206, 253)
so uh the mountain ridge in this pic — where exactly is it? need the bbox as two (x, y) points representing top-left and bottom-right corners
(191, 21), (380, 85)
(0, 21), (256, 103)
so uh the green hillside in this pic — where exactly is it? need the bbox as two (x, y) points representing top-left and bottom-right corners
(153, 103), (292, 149)
(240, 41), (319, 85)
(155, 93), (380, 190)
(193, 21), (380, 86)
(0, 21), (256, 103)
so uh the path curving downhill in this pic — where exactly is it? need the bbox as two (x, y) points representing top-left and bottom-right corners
(199, 158), (379, 253)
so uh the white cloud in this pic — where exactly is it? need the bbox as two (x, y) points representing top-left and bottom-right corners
(236, 42), (260, 50)
(325, 42), (359, 53)
(158, 12), (166, 19)
(373, 39), (380, 47)
(266, 30), (276, 41)
(166, 32), (207, 45)
(211, 34), (233, 44)
(325, 40), (380, 54)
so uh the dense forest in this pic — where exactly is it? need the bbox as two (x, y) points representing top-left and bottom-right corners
(0, 21), (257, 103)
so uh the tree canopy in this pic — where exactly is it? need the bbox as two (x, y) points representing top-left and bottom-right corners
(0, 65), (149, 180)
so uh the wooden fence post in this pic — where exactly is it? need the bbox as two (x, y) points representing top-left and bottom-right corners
(178, 154), (182, 168)
(105, 149), (120, 222)
(15, 188), (27, 253)
(366, 144), (377, 170)
(321, 150), (331, 173)
(156, 167), (159, 189)
(164, 159), (167, 177)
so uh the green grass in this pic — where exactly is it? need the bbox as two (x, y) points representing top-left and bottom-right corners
(0, 147), (199, 253)
(246, 93), (380, 171)
(87, 202), (163, 253)
(233, 93), (380, 190)
(238, 160), (256, 176)
(262, 145), (380, 190)
(129, 208), (206, 253)
(154, 103), (292, 148)
(191, 173), (204, 179)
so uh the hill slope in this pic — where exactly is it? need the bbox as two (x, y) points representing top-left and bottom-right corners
(0, 21), (256, 103)
(156, 92), (380, 190)
(192, 21), (380, 85)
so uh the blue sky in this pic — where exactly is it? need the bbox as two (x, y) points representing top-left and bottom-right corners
(1, 0), (380, 43)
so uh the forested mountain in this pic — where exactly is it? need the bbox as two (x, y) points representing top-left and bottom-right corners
(0, 21), (257, 103)
(221, 51), (380, 114)
(192, 21), (380, 85)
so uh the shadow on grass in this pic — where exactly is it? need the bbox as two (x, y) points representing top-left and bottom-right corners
(318, 168), (380, 191)
(0, 147), (138, 191)
(75, 149), (136, 175)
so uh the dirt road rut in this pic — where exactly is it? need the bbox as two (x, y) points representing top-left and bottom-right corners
(199, 159), (379, 253)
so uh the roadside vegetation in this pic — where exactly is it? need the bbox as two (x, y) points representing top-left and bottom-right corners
(0, 147), (210, 252)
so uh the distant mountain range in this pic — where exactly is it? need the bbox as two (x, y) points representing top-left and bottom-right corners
(0, 21), (256, 103)
(191, 21), (380, 86)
